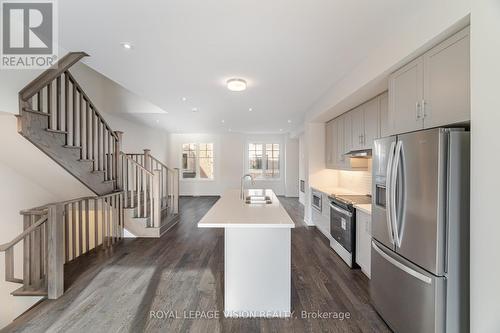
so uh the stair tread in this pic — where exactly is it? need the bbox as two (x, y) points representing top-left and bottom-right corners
(11, 286), (48, 297)
(22, 108), (49, 117)
(63, 145), (82, 150)
(46, 128), (68, 134)
(78, 159), (94, 162)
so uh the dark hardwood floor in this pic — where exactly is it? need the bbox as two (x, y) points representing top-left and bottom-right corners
(3, 196), (390, 333)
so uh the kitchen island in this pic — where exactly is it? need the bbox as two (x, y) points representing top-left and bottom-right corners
(198, 189), (295, 317)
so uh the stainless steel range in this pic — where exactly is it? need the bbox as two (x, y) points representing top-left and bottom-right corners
(329, 194), (371, 268)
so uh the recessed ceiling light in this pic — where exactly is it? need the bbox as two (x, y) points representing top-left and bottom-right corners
(181, 97), (187, 102)
(121, 42), (133, 50)
(192, 107), (199, 112)
(248, 108), (253, 112)
(279, 129), (283, 132)
(228, 128), (232, 132)
(227, 78), (247, 92)
(221, 120), (225, 123)
(287, 120), (292, 123)
(156, 119), (160, 123)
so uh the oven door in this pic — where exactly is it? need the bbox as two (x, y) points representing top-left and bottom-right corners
(330, 202), (354, 252)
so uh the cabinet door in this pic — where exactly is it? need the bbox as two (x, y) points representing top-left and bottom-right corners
(325, 121), (334, 169)
(335, 116), (346, 168)
(363, 97), (380, 149)
(423, 27), (470, 128)
(388, 57), (424, 135)
(379, 91), (389, 138)
(356, 211), (372, 278)
(351, 106), (365, 151)
(343, 112), (353, 154)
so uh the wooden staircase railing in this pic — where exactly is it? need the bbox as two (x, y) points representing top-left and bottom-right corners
(121, 150), (179, 228)
(0, 191), (124, 299)
(18, 52), (122, 191)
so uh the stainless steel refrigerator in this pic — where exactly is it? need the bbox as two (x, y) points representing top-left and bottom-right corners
(371, 128), (469, 333)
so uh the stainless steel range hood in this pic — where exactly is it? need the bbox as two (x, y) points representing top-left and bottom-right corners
(344, 149), (372, 158)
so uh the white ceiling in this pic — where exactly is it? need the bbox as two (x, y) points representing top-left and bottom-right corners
(59, 0), (422, 134)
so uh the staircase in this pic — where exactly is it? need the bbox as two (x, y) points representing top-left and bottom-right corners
(17, 52), (120, 195)
(122, 150), (179, 237)
(0, 52), (179, 300)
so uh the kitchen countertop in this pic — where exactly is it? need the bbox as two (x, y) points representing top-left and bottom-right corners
(310, 185), (362, 197)
(198, 189), (295, 229)
(354, 204), (372, 215)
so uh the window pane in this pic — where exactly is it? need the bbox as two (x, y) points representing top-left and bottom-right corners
(182, 143), (197, 178)
(199, 143), (214, 179)
(248, 143), (263, 179)
(265, 143), (280, 178)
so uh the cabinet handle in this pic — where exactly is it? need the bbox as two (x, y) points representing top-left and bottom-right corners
(421, 100), (427, 118)
(415, 101), (421, 119)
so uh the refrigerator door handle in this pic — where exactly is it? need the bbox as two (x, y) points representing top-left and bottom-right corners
(391, 141), (403, 247)
(372, 242), (432, 284)
(385, 141), (396, 245)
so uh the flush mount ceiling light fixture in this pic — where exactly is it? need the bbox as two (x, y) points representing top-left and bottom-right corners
(226, 78), (247, 92)
(120, 42), (133, 50)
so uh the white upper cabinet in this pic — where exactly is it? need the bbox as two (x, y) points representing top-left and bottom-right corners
(351, 106), (365, 151)
(343, 111), (353, 154)
(423, 27), (470, 128)
(363, 97), (380, 149)
(388, 27), (470, 135)
(325, 120), (334, 169)
(379, 91), (389, 138)
(388, 57), (425, 135)
(335, 115), (346, 168)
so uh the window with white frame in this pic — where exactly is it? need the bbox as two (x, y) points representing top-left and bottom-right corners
(181, 143), (214, 179)
(248, 143), (280, 179)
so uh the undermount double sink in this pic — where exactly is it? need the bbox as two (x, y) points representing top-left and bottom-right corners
(244, 189), (273, 204)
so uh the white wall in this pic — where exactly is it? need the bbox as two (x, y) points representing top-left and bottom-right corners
(303, 122), (339, 225)
(298, 133), (306, 205)
(470, 0), (500, 331)
(284, 136), (299, 197)
(167, 132), (298, 196)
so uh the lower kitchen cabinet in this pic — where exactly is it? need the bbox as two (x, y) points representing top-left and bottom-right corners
(312, 206), (330, 238)
(356, 210), (372, 278)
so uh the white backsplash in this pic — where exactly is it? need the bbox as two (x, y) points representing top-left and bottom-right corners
(338, 169), (372, 195)
(338, 159), (372, 195)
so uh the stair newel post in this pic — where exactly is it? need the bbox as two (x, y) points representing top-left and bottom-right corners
(173, 168), (179, 214)
(153, 170), (161, 228)
(47, 203), (64, 299)
(114, 131), (124, 190)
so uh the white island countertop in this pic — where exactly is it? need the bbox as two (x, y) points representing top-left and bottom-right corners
(198, 189), (295, 229)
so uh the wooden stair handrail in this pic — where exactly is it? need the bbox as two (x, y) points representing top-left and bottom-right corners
(0, 216), (48, 252)
(21, 192), (125, 215)
(121, 152), (154, 176)
(19, 52), (89, 101)
(149, 154), (178, 173)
